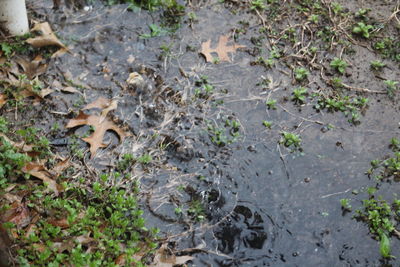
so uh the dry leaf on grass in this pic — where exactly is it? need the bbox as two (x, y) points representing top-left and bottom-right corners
(83, 97), (112, 110)
(0, 94), (7, 108)
(200, 35), (246, 62)
(15, 55), (48, 79)
(26, 22), (68, 57)
(22, 162), (63, 196)
(1, 202), (31, 228)
(149, 244), (194, 267)
(61, 86), (81, 94)
(66, 101), (127, 158)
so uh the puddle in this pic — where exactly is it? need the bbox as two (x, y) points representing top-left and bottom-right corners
(14, 0), (400, 265)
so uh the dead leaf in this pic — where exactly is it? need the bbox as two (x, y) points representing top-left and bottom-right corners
(0, 94), (7, 108)
(22, 162), (62, 196)
(200, 35), (246, 62)
(100, 99), (118, 118)
(149, 244), (194, 267)
(15, 55), (48, 79)
(27, 22), (66, 49)
(26, 22), (68, 57)
(61, 86), (81, 94)
(1, 202), (31, 228)
(51, 158), (71, 174)
(47, 218), (69, 229)
(39, 88), (54, 98)
(66, 111), (127, 158)
(83, 97), (112, 110)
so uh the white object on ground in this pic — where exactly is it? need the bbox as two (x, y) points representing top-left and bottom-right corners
(0, 0), (29, 36)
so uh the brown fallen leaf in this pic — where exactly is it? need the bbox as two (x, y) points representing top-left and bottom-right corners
(0, 94), (7, 109)
(26, 22), (68, 57)
(61, 86), (81, 94)
(22, 162), (62, 196)
(200, 35), (246, 62)
(1, 202), (31, 229)
(15, 55), (48, 80)
(66, 111), (127, 158)
(47, 218), (69, 229)
(83, 97), (112, 110)
(149, 244), (194, 267)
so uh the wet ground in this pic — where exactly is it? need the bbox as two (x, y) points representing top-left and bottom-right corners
(15, 0), (400, 265)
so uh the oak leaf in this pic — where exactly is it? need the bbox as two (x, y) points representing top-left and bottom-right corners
(26, 22), (68, 57)
(15, 55), (48, 80)
(200, 35), (246, 62)
(149, 244), (194, 267)
(22, 162), (63, 196)
(0, 94), (6, 108)
(66, 99), (127, 158)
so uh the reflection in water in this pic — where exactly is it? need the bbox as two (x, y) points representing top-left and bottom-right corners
(214, 205), (268, 254)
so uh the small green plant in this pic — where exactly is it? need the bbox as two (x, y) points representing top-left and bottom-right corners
(370, 60), (386, 70)
(294, 67), (309, 81)
(331, 2), (343, 14)
(250, 0), (266, 10)
(292, 87), (308, 104)
(0, 117), (8, 133)
(117, 153), (135, 171)
(384, 80), (398, 98)
(262, 120), (272, 129)
(352, 22), (374, 38)
(266, 99), (277, 110)
(140, 24), (166, 38)
(308, 14), (319, 24)
(280, 132), (302, 150)
(0, 137), (31, 186)
(340, 198), (352, 211)
(194, 76), (214, 99)
(138, 154), (152, 164)
(330, 57), (348, 74)
(188, 199), (205, 221)
(207, 119), (241, 146)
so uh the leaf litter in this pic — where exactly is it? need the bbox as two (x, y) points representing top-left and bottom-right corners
(200, 35), (246, 62)
(66, 98), (128, 158)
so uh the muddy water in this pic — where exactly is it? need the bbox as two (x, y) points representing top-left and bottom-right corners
(31, 0), (400, 266)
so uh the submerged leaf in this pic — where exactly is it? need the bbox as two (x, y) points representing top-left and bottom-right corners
(149, 244), (194, 267)
(200, 35), (246, 62)
(66, 98), (127, 158)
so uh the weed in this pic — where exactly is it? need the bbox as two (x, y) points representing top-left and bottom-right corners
(352, 22), (374, 38)
(370, 60), (386, 71)
(308, 14), (319, 24)
(292, 87), (308, 104)
(340, 198), (352, 211)
(194, 76), (214, 99)
(384, 80), (398, 98)
(188, 199), (205, 221)
(280, 131), (301, 150)
(266, 99), (277, 110)
(262, 120), (272, 129)
(294, 67), (309, 81)
(0, 117), (8, 133)
(207, 119), (241, 146)
(0, 137), (31, 186)
(330, 57), (348, 74)
(250, 0), (266, 11)
(140, 24), (166, 38)
(138, 154), (152, 164)
(117, 153), (135, 170)
(331, 2), (343, 15)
